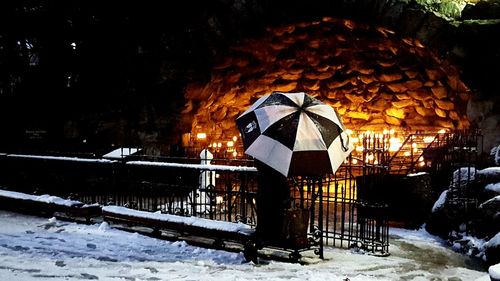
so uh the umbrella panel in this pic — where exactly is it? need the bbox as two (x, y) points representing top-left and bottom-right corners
(288, 150), (333, 175)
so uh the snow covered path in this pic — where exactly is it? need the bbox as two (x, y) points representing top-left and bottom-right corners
(0, 210), (489, 281)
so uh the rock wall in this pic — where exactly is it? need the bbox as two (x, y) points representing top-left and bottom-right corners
(183, 17), (471, 143)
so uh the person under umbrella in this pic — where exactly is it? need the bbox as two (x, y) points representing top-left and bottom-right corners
(236, 91), (353, 251)
(236, 91), (352, 177)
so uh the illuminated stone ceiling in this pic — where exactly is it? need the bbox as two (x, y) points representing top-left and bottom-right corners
(181, 17), (471, 145)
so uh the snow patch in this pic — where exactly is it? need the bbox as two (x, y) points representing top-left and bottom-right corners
(432, 190), (448, 212)
(485, 232), (500, 249)
(102, 147), (141, 159)
(172, 240), (188, 248)
(491, 145), (500, 165)
(98, 222), (110, 232)
(485, 183), (500, 193)
(452, 167), (476, 187)
(390, 227), (443, 244)
(478, 167), (500, 177)
(479, 195), (500, 209)
(490, 263), (500, 279)
(407, 172), (428, 177)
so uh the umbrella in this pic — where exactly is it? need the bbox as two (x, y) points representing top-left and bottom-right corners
(236, 91), (353, 177)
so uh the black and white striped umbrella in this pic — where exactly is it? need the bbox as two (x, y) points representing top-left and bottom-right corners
(236, 91), (353, 177)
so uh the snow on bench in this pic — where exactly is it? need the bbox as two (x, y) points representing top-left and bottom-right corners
(0, 189), (84, 207)
(0, 189), (101, 222)
(102, 206), (255, 242)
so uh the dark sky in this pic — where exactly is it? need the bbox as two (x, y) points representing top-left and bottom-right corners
(0, 0), (498, 152)
(0, 0), (337, 150)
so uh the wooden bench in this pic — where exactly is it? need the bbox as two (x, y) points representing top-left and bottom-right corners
(0, 189), (102, 223)
(102, 206), (258, 260)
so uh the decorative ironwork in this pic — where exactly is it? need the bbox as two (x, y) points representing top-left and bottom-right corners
(0, 130), (484, 259)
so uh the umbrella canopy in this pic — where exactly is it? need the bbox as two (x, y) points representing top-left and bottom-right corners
(236, 91), (353, 177)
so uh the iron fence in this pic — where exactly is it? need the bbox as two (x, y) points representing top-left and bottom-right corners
(0, 153), (392, 256)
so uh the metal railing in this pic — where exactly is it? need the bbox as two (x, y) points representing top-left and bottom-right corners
(0, 129), (485, 258)
(0, 151), (391, 255)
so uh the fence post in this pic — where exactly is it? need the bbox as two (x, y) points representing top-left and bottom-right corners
(193, 149), (216, 216)
(317, 177), (324, 259)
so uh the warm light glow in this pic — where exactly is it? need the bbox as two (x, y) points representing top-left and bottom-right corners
(423, 136), (435, 143)
(388, 137), (402, 152)
(389, 137), (400, 143)
(389, 144), (401, 152)
(189, 98), (454, 165)
(438, 129), (447, 134)
(419, 161), (425, 167)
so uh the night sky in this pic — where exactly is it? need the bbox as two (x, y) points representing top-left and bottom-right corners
(0, 0), (498, 154)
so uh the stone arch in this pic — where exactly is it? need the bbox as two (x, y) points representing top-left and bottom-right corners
(181, 17), (471, 146)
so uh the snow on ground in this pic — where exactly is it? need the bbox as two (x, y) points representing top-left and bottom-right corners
(0, 210), (490, 281)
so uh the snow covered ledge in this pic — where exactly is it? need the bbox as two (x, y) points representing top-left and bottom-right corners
(0, 189), (84, 207)
(0, 189), (101, 222)
(102, 206), (255, 237)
